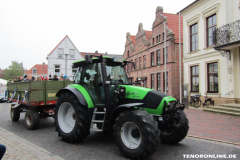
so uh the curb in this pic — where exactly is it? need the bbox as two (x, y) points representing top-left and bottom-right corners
(187, 135), (240, 146)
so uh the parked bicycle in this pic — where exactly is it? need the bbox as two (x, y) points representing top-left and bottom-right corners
(189, 94), (214, 108)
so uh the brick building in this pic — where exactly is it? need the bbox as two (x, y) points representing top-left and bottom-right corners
(123, 6), (183, 98)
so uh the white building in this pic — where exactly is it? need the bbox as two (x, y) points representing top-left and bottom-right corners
(46, 35), (84, 79)
(179, 0), (240, 105)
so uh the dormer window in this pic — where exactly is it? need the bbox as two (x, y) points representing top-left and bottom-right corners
(33, 68), (37, 74)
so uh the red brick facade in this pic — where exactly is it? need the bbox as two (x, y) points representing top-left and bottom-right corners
(123, 6), (183, 98)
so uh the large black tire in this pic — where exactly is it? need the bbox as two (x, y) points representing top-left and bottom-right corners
(160, 110), (189, 144)
(10, 106), (20, 121)
(54, 92), (90, 143)
(113, 110), (160, 159)
(25, 109), (40, 130)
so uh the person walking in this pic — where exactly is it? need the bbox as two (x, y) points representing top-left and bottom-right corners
(0, 144), (6, 159)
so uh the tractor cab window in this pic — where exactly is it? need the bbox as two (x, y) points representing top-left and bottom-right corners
(80, 63), (104, 104)
(106, 65), (129, 85)
(73, 67), (82, 84)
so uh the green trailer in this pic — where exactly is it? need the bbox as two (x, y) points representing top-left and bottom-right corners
(7, 80), (73, 130)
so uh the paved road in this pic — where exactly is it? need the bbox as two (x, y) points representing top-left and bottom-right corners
(0, 103), (240, 160)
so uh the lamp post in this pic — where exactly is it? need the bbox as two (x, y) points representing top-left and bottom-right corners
(65, 54), (69, 76)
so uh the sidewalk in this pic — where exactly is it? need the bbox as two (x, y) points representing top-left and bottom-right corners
(0, 127), (64, 160)
(185, 108), (240, 145)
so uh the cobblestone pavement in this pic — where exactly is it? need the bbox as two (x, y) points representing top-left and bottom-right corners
(185, 108), (240, 144)
(0, 127), (64, 160)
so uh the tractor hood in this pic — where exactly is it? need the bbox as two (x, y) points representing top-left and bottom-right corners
(120, 85), (176, 115)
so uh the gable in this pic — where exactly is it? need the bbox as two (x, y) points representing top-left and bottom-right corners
(47, 35), (83, 59)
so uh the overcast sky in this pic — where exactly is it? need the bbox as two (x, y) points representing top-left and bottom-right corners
(0, 0), (195, 70)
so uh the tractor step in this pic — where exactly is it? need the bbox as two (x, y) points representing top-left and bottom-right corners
(92, 120), (104, 123)
(90, 108), (106, 132)
(90, 128), (103, 132)
(93, 112), (105, 114)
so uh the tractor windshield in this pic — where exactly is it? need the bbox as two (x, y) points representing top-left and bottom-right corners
(106, 65), (129, 85)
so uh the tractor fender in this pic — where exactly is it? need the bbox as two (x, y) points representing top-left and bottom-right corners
(56, 87), (88, 107)
(110, 103), (144, 122)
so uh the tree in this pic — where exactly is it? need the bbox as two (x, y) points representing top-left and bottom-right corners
(3, 61), (24, 80)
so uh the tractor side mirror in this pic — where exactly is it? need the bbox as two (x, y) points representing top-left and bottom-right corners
(85, 55), (93, 64)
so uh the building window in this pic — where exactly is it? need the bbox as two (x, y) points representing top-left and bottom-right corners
(208, 62), (218, 92)
(58, 48), (64, 58)
(127, 51), (129, 57)
(162, 32), (165, 41)
(159, 34), (161, 42)
(151, 52), (154, 66)
(157, 50), (161, 65)
(69, 49), (75, 59)
(157, 73), (161, 91)
(156, 36), (159, 43)
(135, 58), (137, 70)
(207, 14), (216, 47)
(191, 65), (199, 92)
(163, 72), (168, 92)
(152, 38), (154, 45)
(190, 23), (198, 51)
(143, 56), (146, 68)
(144, 80), (147, 88)
(55, 65), (60, 76)
(32, 68), (37, 74)
(151, 74), (154, 89)
(139, 57), (141, 69)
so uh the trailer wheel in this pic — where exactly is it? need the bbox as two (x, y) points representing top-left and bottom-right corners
(160, 110), (189, 144)
(10, 106), (20, 121)
(113, 110), (160, 159)
(55, 92), (90, 143)
(25, 109), (40, 130)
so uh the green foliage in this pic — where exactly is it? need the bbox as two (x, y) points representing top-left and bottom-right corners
(3, 61), (24, 80)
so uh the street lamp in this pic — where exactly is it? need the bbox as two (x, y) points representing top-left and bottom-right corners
(65, 54), (69, 76)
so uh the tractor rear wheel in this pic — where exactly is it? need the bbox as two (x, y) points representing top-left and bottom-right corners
(113, 110), (160, 159)
(160, 110), (189, 144)
(55, 92), (90, 143)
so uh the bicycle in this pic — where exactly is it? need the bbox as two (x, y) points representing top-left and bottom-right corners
(202, 96), (214, 108)
(189, 94), (214, 108)
(189, 94), (201, 108)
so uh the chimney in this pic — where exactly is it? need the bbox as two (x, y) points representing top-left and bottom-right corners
(95, 50), (98, 54)
(43, 62), (45, 65)
(106, 52), (108, 55)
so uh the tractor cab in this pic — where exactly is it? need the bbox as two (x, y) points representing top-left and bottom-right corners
(72, 55), (130, 106)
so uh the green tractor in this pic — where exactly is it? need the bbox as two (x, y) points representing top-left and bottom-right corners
(54, 55), (189, 159)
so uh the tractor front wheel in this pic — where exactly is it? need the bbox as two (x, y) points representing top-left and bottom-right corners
(113, 110), (160, 159)
(55, 92), (90, 143)
(160, 110), (189, 144)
